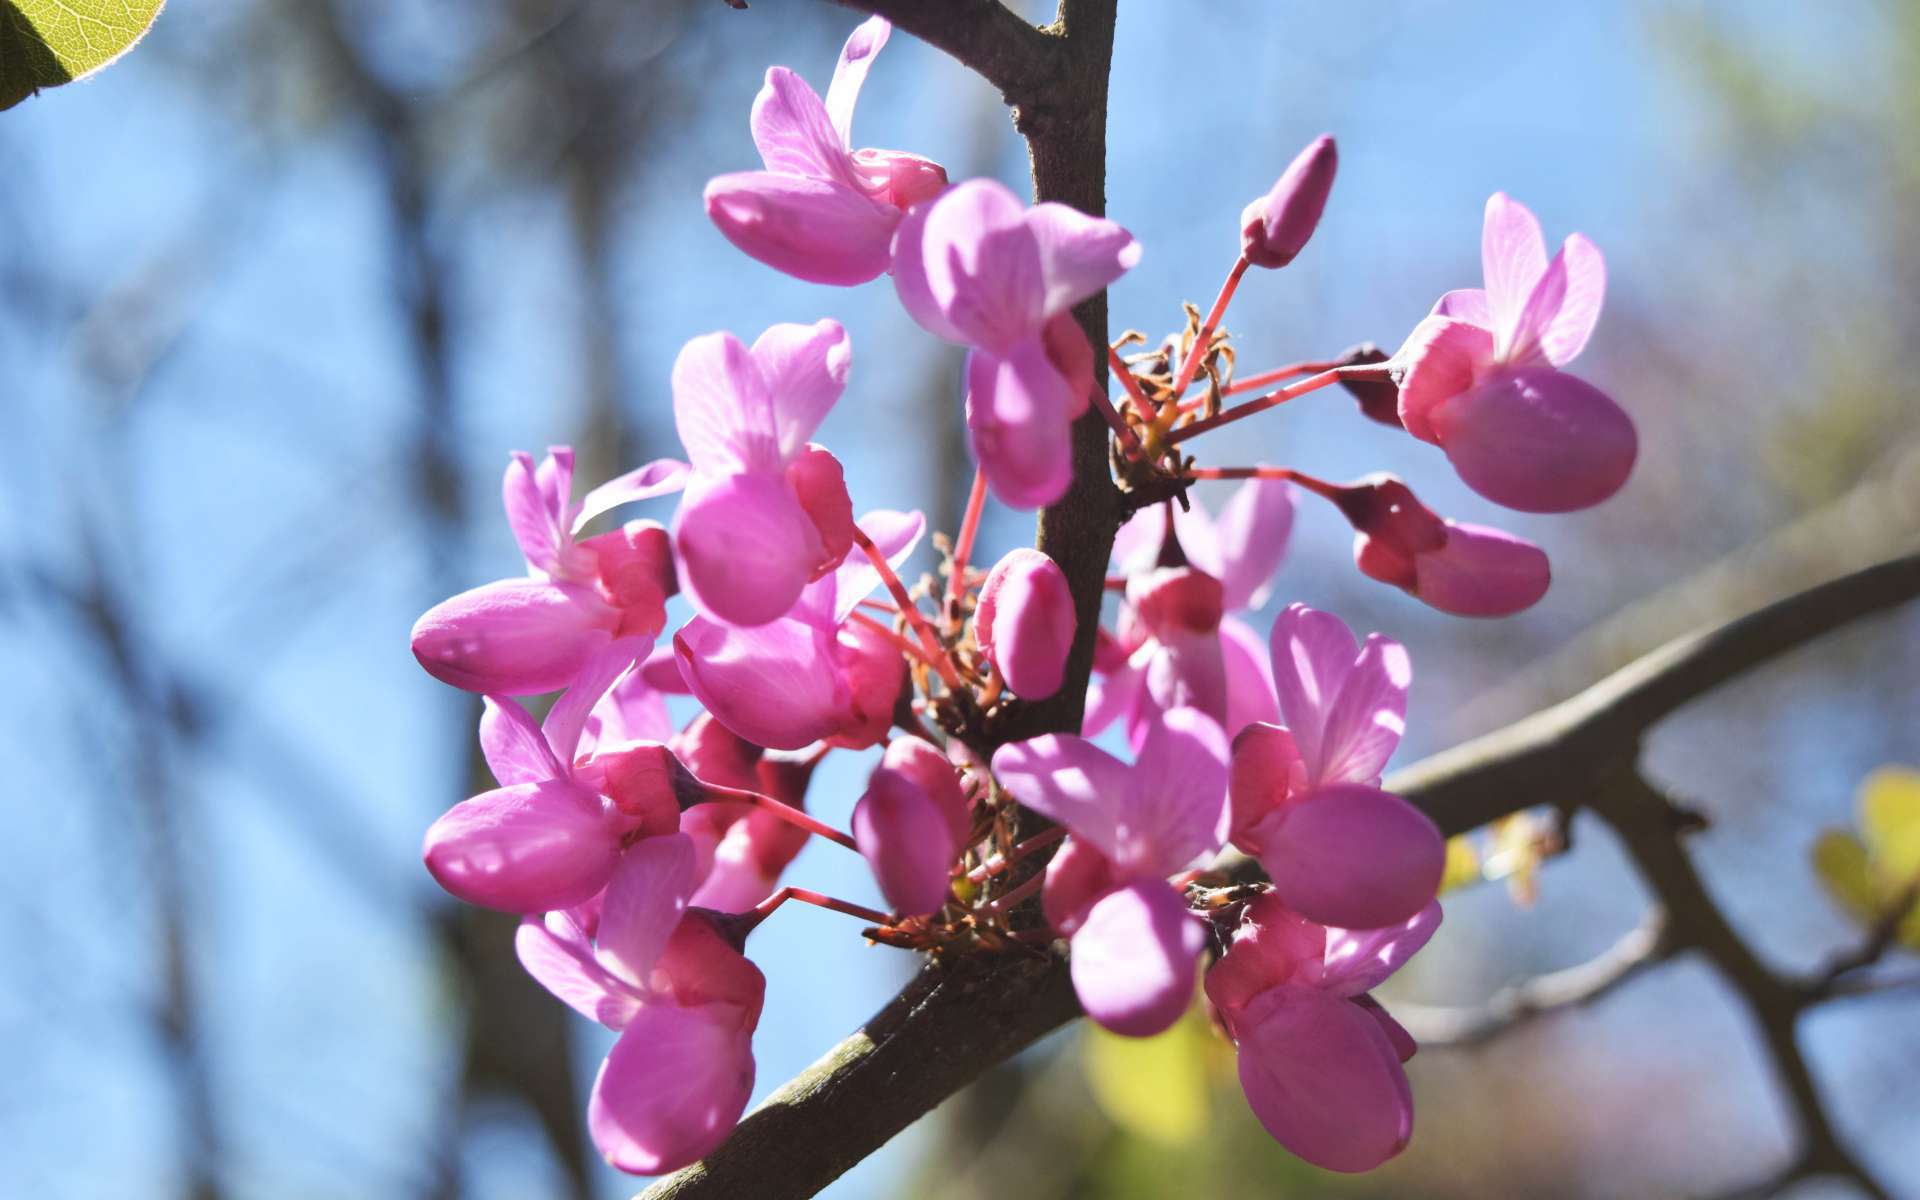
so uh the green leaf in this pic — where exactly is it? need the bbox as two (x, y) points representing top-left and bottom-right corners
(1082, 1009), (1215, 1146)
(0, 0), (164, 111)
(1859, 766), (1920, 884)
(1812, 828), (1880, 927)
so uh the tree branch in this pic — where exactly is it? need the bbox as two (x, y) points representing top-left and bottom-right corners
(831, 0), (1058, 112)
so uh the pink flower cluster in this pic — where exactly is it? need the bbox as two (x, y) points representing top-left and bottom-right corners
(405, 14), (1635, 1180)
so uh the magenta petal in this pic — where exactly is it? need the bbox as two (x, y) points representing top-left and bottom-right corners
(852, 768), (959, 916)
(1428, 366), (1636, 513)
(424, 780), (618, 913)
(705, 171), (896, 287)
(1071, 881), (1208, 1037)
(1268, 603), (1360, 778)
(515, 915), (640, 1030)
(1412, 522), (1551, 617)
(671, 331), (769, 476)
(1023, 200), (1142, 316)
(1392, 315), (1494, 445)
(1480, 191), (1548, 343)
(1125, 706), (1233, 876)
(819, 508), (926, 627)
(1042, 837), (1116, 936)
(976, 548), (1076, 700)
(1313, 633), (1411, 786)
(1211, 477), (1294, 612)
(825, 15), (890, 143)
(543, 637), (650, 767)
(752, 320), (852, 460)
(1431, 287), (1491, 325)
(1228, 722), (1300, 856)
(571, 458), (691, 535)
(412, 578), (618, 695)
(675, 472), (825, 627)
(1233, 986), (1413, 1172)
(1220, 616), (1281, 735)
(1265, 785), (1443, 931)
(1323, 901), (1444, 996)
(965, 341), (1077, 509)
(1140, 632), (1228, 755)
(1539, 233), (1605, 367)
(503, 450), (567, 575)
(879, 736), (972, 846)
(582, 669), (675, 755)
(751, 66), (856, 185)
(480, 695), (563, 786)
(990, 734), (1133, 863)
(589, 1004), (756, 1175)
(893, 178), (1040, 350)
(595, 834), (698, 988)
(1355, 995), (1419, 1062)
(674, 618), (849, 751)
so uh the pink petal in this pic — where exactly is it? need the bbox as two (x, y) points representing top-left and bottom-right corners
(1080, 656), (1144, 739)
(1023, 200), (1142, 318)
(813, 507), (925, 627)
(1430, 287), (1491, 325)
(965, 341), (1077, 509)
(412, 578), (619, 696)
(892, 178), (1041, 350)
(785, 445), (856, 579)
(1391, 315), (1495, 445)
(1140, 630), (1229, 745)
(571, 459), (691, 536)
(1233, 986), (1413, 1172)
(1070, 881), (1208, 1037)
(1355, 995), (1419, 1062)
(673, 617), (850, 751)
(751, 320), (851, 461)
(424, 780), (618, 913)
(480, 695), (563, 786)
(1110, 503), (1169, 575)
(751, 66), (856, 185)
(675, 472), (825, 627)
(595, 834), (698, 989)
(824, 16), (889, 144)
(705, 171), (897, 286)
(826, 620), (908, 750)
(1263, 784), (1444, 931)
(671, 331), (775, 476)
(582, 664), (675, 756)
(1227, 722), (1300, 857)
(1539, 233), (1605, 367)
(543, 637), (650, 767)
(650, 913), (768, 1016)
(1503, 240), (1569, 364)
(1267, 603), (1359, 781)
(589, 1004), (756, 1175)
(1480, 192), (1548, 347)
(1410, 522), (1551, 617)
(879, 736), (972, 847)
(1123, 706), (1233, 876)
(1211, 477), (1294, 612)
(849, 147), (948, 209)
(990, 734), (1134, 864)
(503, 450), (568, 576)
(1220, 615), (1281, 736)
(1204, 892), (1327, 1019)
(1313, 633), (1411, 786)
(976, 548), (1077, 700)
(1427, 366), (1636, 513)
(1042, 836), (1117, 936)
(852, 767), (959, 916)
(1321, 901), (1443, 997)
(515, 915), (640, 1030)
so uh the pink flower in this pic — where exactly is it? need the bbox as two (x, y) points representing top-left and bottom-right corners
(705, 17), (948, 286)
(991, 708), (1230, 1036)
(1088, 478), (1295, 746)
(514, 836), (766, 1175)
(673, 509), (923, 750)
(411, 448), (687, 694)
(1206, 892), (1438, 1173)
(1241, 135), (1337, 270)
(670, 320), (860, 626)
(1331, 473), (1551, 617)
(851, 737), (973, 916)
(1392, 193), (1634, 512)
(975, 548), (1076, 700)
(424, 640), (677, 913)
(1228, 605), (1444, 930)
(892, 178), (1140, 507)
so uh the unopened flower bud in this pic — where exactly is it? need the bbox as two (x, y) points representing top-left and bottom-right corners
(1240, 135), (1337, 269)
(976, 548), (1077, 700)
(852, 759), (960, 917)
(1330, 474), (1550, 617)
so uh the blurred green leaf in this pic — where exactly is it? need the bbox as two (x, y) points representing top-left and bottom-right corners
(1813, 828), (1880, 925)
(1859, 766), (1920, 881)
(1439, 835), (1481, 894)
(1082, 1009), (1216, 1146)
(0, 0), (164, 112)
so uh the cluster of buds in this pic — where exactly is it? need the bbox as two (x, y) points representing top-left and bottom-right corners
(406, 15), (1635, 1178)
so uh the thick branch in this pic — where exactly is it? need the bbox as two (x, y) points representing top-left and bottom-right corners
(831, 0), (1057, 111)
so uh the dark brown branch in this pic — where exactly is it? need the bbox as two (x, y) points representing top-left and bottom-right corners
(831, 0), (1058, 115)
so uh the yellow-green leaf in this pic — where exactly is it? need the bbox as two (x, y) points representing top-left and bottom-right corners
(1812, 828), (1880, 926)
(1439, 835), (1481, 894)
(1083, 1012), (1212, 1146)
(1859, 766), (1920, 884)
(0, 0), (164, 112)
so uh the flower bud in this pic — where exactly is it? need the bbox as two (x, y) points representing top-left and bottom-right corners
(671, 711), (763, 793)
(852, 761), (959, 916)
(1331, 474), (1550, 617)
(1240, 135), (1337, 269)
(1332, 343), (1401, 428)
(975, 548), (1077, 700)
(878, 737), (973, 846)
(851, 147), (950, 210)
